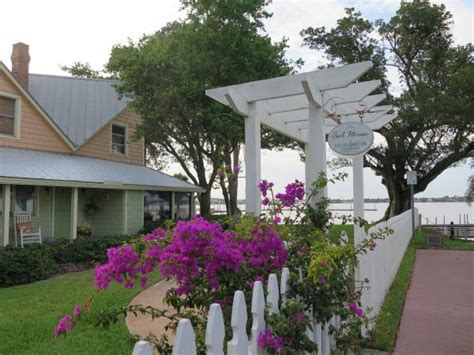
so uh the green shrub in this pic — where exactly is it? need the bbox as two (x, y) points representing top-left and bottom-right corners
(47, 234), (137, 264)
(0, 234), (137, 288)
(0, 244), (57, 287)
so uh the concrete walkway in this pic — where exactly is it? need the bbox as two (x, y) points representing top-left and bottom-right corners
(395, 250), (474, 355)
(126, 279), (176, 342)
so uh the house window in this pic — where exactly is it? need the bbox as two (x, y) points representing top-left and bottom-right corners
(112, 124), (127, 154)
(144, 191), (171, 222)
(15, 186), (37, 215)
(175, 192), (191, 219)
(0, 96), (17, 137)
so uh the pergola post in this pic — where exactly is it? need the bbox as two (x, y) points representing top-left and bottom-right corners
(352, 155), (365, 244)
(70, 187), (78, 240)
(2, 184), (11, 246)
(245, 103), (261, 215)
(307, 102), (327, 202)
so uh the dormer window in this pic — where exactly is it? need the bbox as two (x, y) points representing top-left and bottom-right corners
(112, 124), (127, 154)
(0, 95), (19, 138)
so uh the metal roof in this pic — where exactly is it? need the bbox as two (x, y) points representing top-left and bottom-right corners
(0, 147), (202, 192)
(28, 74), (129, 147)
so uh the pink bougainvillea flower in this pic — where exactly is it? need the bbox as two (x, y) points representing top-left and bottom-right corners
(273, 216), (282, 224)
(319, 275), (326, 285)
(54, 314), (74, 337)
(348, 303), (364, 318)
(233, 165), (241, 174)
(258, 328), (284, 354)
(258, 180), (274, 197)
(289, 311), (305, 325)
(262, 197), (270, 206)
(369, 241), (377, 251)
(73, 305), (81, 317)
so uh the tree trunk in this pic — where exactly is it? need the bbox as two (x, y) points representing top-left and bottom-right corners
(219, 175), (231, 216)
(198, 189), (212, 217)
(229, 146), (240, 216)
(382, 173), (411, 220)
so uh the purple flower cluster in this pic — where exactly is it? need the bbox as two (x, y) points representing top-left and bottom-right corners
(94, 245), (141, 290)
(93, 217), (287, 296)
(289, 311), (305, 325)
(275, 180), (305, 207)
(241, 225), (287, 273)
(258, 328), (284, 354)
(348, 303), (364, 317)
(158, 217), (244, 294)
(54, 304), (81, 337)
(258, 180), (274, 197)
(369, 241), (377, 251)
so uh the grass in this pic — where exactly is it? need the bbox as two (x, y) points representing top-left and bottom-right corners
(0, 269), (161, 355)
(413, 228), (474, 251)
(366, 227), (474, 353)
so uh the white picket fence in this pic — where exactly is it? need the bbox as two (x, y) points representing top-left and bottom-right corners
(359, 208), (418, 323)
(131, 268), (338, 355)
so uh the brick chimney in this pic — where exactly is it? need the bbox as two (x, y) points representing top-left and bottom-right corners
(11, 42), (30, 89)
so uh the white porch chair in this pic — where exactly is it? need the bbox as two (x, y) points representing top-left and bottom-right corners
(15, 212), (42, 247)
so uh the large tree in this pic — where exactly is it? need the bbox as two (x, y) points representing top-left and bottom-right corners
(106, 0), (293, 216)
(301, 1), (473, 218)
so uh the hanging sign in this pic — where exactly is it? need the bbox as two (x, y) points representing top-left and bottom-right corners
(328, 122), (374, 156)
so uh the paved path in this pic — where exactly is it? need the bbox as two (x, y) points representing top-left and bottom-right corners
(395, 250), (474, 355)
(126, 279), (176, 342)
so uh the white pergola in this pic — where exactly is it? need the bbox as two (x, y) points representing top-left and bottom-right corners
(206, 61), (396, 244)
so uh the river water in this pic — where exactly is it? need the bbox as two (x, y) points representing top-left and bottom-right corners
(210, 202), (472, 224)
(329, 202), (472, 224)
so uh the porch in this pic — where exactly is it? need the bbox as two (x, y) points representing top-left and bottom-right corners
(0, 148), (202, 247)
(0, 184), (145, 246)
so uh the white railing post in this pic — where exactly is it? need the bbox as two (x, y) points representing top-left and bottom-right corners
(267, 274), (279, 315)
(280, 267), (290, 304)
(228, 291), (249, 355)
(249, 281), (266, 355)
(132, 341), (154, 355)
(206, 304), (225, 355)
(173, 319), (197, 355)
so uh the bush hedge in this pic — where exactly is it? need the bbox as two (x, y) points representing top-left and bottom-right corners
(0, 234), (136, 288)
(0, 244), (57, 287)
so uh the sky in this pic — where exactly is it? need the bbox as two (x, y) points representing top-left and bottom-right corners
(0, 0), (472, 199)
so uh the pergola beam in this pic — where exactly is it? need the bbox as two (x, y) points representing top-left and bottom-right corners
(206, 61), (373, 105)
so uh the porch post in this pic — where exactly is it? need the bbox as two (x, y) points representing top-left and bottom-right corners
(122, 190), (128, 234)
(244, 102), (261, 215)
(70, 187), (78, 240)
(190, 193), (196, 216)
(2, 184), (11, 246)
(171, 192), (176, 219)
(307, 102), (327, 202)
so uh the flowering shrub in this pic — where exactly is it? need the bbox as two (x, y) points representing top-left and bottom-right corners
(256, 173), (392, 354)
(54, 173), (391, 354)
(259, 299), (318, 354)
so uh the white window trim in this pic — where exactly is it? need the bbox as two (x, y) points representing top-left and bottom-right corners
(0, 91), (21, 139)
(111, 122), (128, 156)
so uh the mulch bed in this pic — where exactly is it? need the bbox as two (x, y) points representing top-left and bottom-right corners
(56, 262), (92, 275)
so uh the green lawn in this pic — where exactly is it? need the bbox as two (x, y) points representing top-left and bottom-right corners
(413, 227), (474, 251)
(366, 227), (474, 352)
(0, 269), (161, 355)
